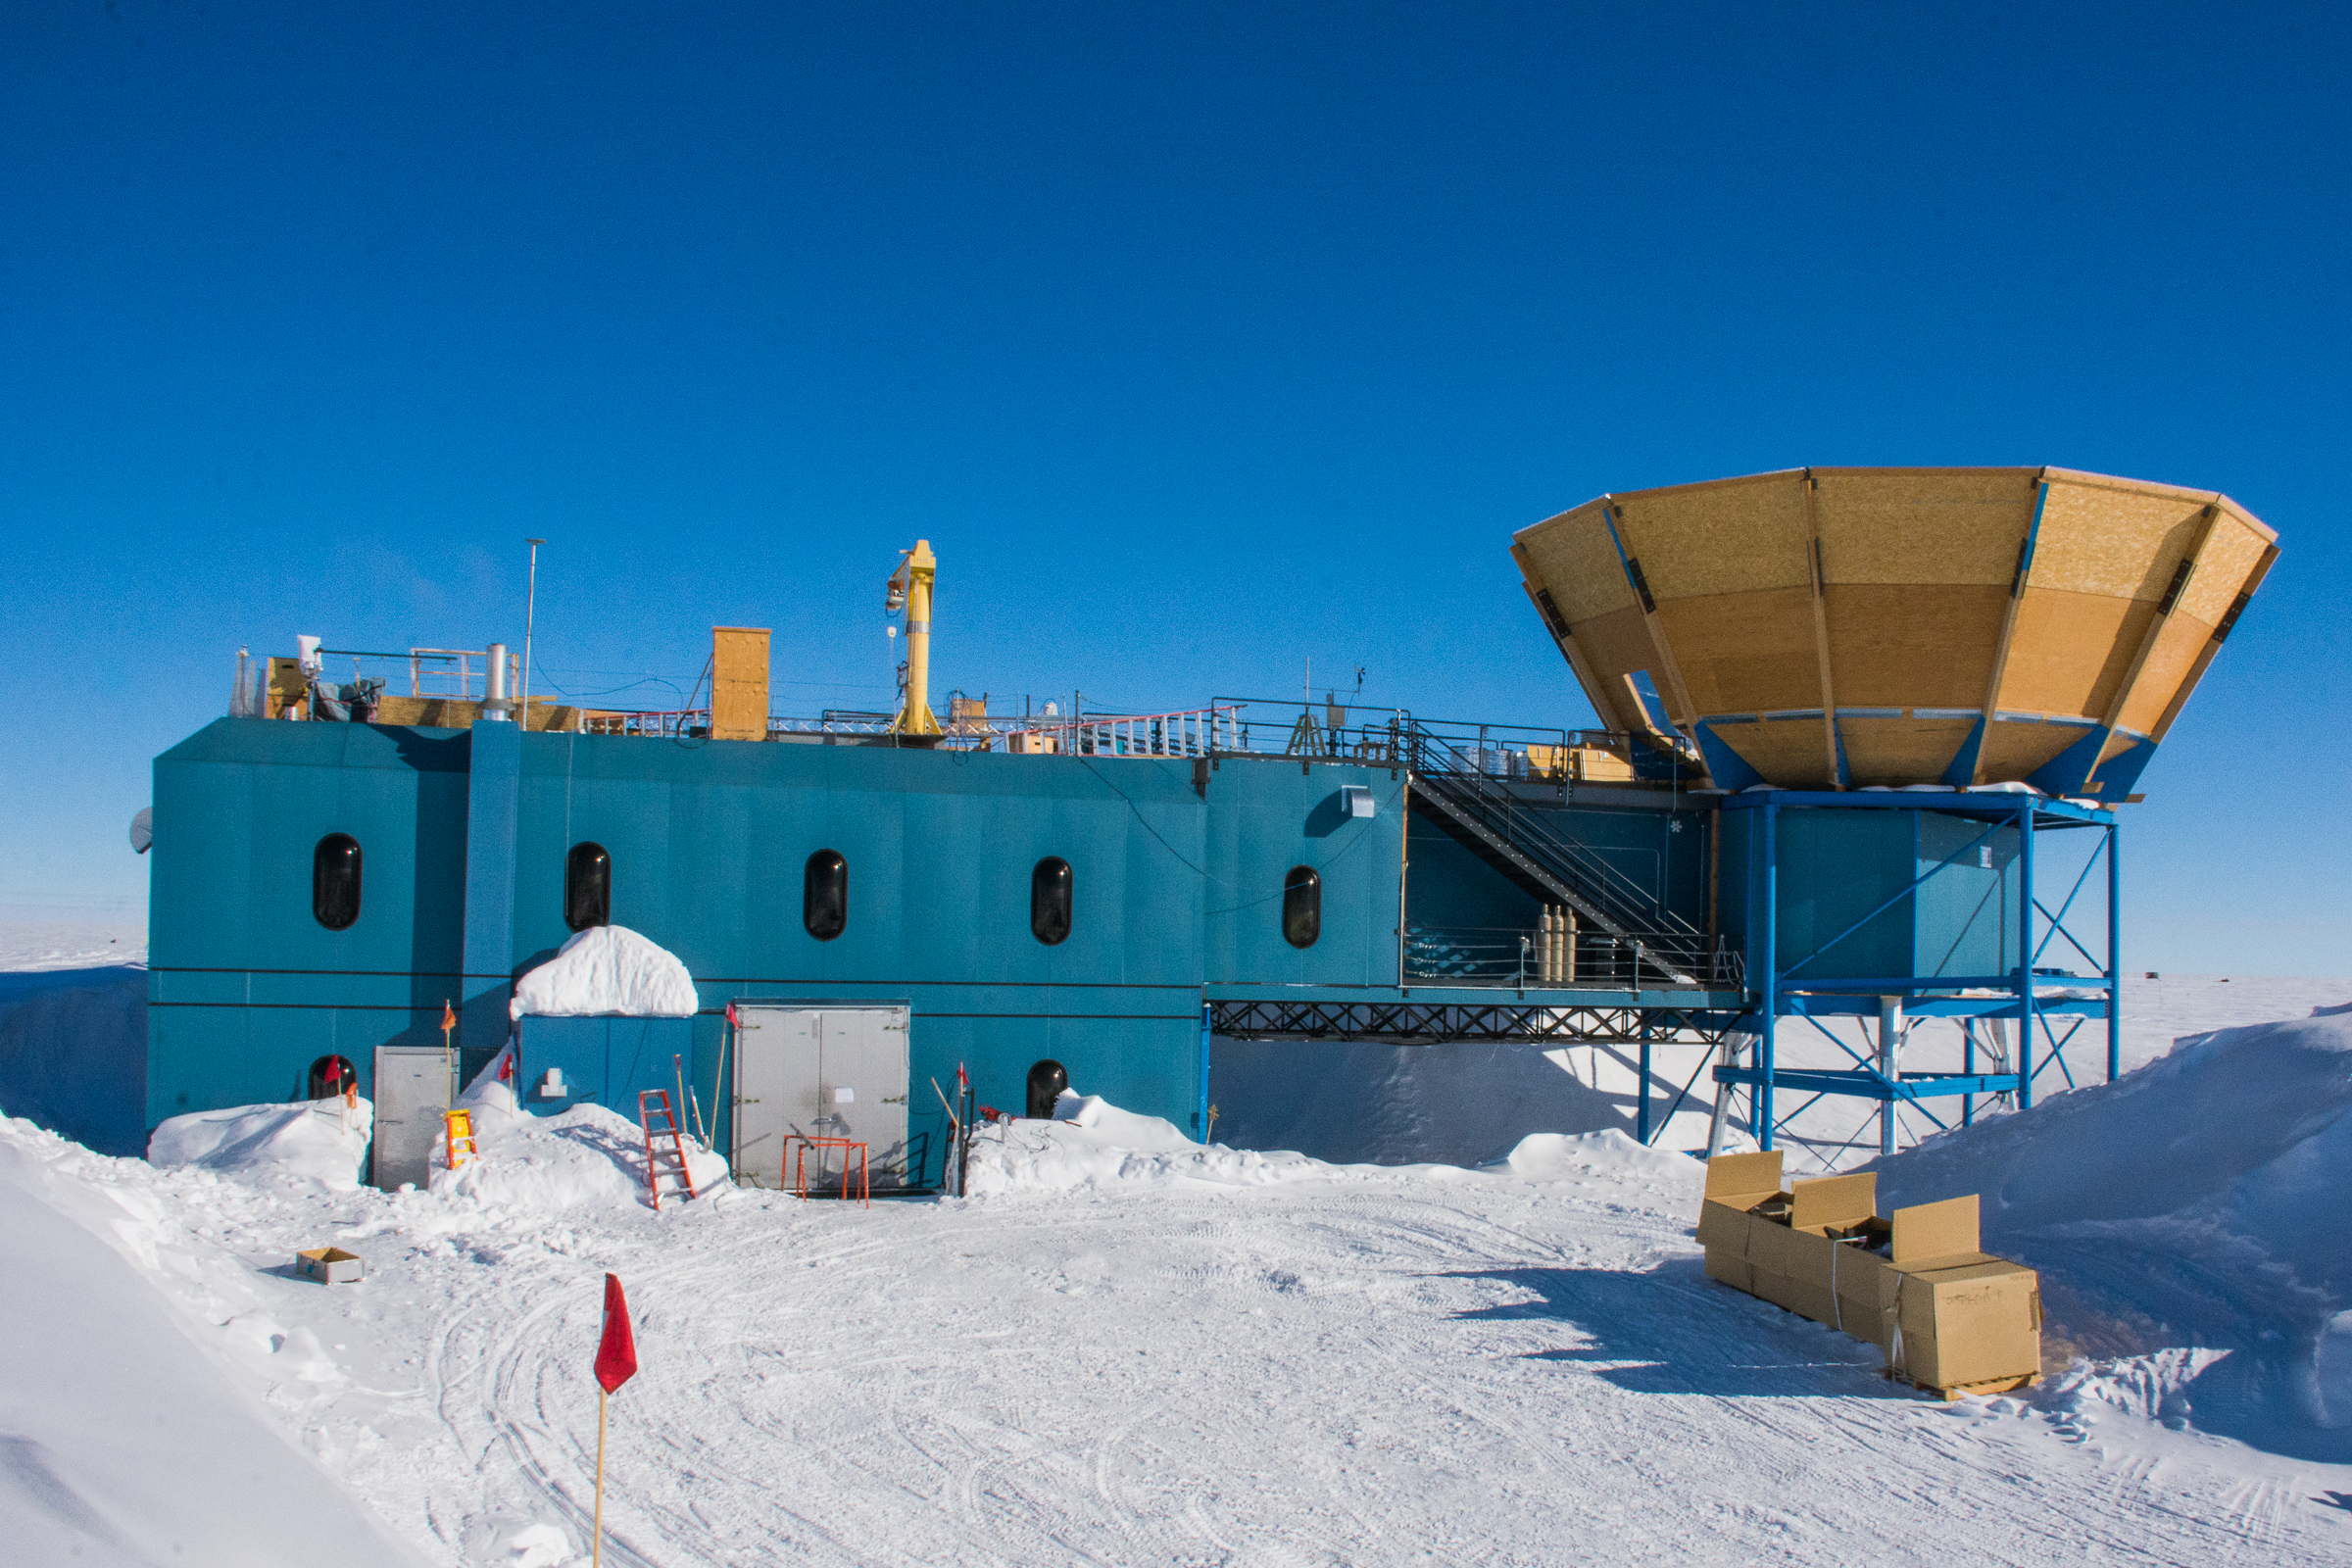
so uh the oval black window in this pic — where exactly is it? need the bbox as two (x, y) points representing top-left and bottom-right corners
(307, 1054), (356, 1100)
(805, 849), (848, 941)
(564, 842), (612, 932)
(1282, 865), (1321, 949)
(1031, 857), (1073, 945)
(313, 834), (362, 930)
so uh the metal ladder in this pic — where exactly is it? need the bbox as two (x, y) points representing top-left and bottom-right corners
(637, 1090), (699, 1210)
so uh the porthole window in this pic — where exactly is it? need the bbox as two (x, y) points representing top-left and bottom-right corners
(313, 833), (362, 930)
(1282, 865), (1321, 949)
(307, 1054), (356, 1101)
(1031, 857), (1073, 946)
(805, 849), (848, 941)
(564, 842), (611, 932)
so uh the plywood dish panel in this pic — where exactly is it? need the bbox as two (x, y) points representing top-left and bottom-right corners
(1660, 587), (1820, 716)
(1708, 719), (1837, 791)
(1511, 466), (2277, 796)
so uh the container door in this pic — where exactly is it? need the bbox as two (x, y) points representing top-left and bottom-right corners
(816, 1007), (910, 1189)
(371, 1046), (447, 1190)
(733, 1006), (818, 1189)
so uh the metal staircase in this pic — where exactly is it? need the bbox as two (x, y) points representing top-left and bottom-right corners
(1400, 721), (1722, 988)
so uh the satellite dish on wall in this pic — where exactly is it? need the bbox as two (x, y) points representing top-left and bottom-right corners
(129, 807), (153, 855)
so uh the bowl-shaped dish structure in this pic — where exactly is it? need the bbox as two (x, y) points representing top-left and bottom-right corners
(1509, 466), (2277, 800)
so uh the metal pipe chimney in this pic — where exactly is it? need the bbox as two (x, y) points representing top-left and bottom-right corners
(484, 641), (514, 721)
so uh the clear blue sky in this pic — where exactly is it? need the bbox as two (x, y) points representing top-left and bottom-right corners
(4, 3), (2344, 973)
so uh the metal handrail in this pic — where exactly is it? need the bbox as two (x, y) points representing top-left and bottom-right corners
(1398, 719), (1703, 941)
(1403, 924), (1741, 991)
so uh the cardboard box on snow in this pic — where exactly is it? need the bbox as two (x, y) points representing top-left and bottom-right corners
(1696, 1155), (2041, 1392)
(296, 1247), (364, 1285)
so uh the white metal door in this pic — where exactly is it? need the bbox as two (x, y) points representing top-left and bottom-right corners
(371, 1046), (447, 1190)
(815, 1007), (910, 1186)
(732, 1007), (817, 1189)
(732, 1005), (910, 1189)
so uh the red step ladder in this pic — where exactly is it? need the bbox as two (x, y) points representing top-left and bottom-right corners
(637, 1090), (700, 1210)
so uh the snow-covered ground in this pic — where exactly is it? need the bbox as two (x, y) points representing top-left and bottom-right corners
(5, 926), (2352, 1563)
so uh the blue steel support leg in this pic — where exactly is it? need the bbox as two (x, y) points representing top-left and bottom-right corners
(1759, 799), (1779, 1151)
(1638, 1016), (1652, 1146)
(1963, 1019), (1975, 1127)
(1199, 1001), (1212, 1138)
(2013, 799), (2032, 1114)
(2106, 820), (2121, 1083)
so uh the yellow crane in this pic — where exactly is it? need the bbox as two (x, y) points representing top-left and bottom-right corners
(886, 540), (942, 736)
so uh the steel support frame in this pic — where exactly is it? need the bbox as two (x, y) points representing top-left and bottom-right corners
(1721, 790), (2118, 1153)
(1206, 996), (1735, 1050)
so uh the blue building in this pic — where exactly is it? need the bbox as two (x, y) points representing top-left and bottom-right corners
(142, 691), (1780, 1186)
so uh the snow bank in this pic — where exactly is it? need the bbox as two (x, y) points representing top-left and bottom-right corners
(0, 1126), (433, 1566)
(1485, 1128), (1706, 1194)
(1874, 1005), (2352, 1444)
(149, 1097), (373, 1190)
(964, 1095), (1705, 1200)
(964, 1093), (1328, 1196)
(509, 923), (697, 1020)
(1210, 1036), (1629, 1166)
(427, 1052), (726, 1210)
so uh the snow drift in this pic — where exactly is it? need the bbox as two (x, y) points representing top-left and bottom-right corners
(964, 1092), (1329, 1196)
(1874, 1006), (2352, 1446)
(1209, 1035), (1629, 1166)
(0, 1122), (434, 1566)
(149, 1097), (373, 1190)
(509, 923), (697, 1020)
(428, 1050), (727, 1210)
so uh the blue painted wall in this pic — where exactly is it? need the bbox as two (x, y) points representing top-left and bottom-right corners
(1714, 801), (2023, 985)
(147, 722), (469, 1122)
(144, 720), (1412, 1176)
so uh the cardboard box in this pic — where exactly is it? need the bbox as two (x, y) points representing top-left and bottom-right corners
(1695, 1158), (2042, 1392)
(296, 1247), (365, 1285)
(1696, 1151), (1784, 1295)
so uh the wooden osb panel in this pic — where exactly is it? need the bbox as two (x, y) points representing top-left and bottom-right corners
(1999, 589), (2145, 720)
(1515, 500), (1635, 623)
(711, 626), (771, 743)
(1822, 584), (2009, 709)
(1561, 604), (1657, 732)
(1658, 587), (1820, 715)
(1837, 717), (1979, 788)
(521, 699), (579, 733)
(371, 696), (483, 728)
(1708, 719), (1837, 790)
(2032, 477), (2211, 602)
(2113, 611), (2215, 736)
(1812, 469), (2038, 586)
(1608, 470), (1810, 599)
(2174, 511), (2271, 627)
(1976, 720), (2090, 785)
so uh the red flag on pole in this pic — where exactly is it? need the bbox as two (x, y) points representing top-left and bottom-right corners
(442, 999), (456, 1032)
(595, 1273), (638, 1394)
(724, 1001), (739, 1029)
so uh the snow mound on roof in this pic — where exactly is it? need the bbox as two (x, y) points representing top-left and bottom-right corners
(510, 924), (697, 1020)
(147, 1097), (373, 1191)
(1873, 1006), (2352, 1439)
